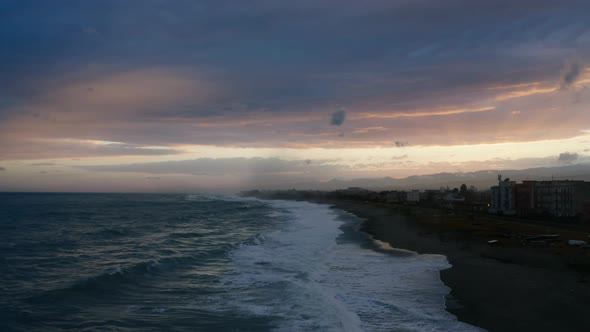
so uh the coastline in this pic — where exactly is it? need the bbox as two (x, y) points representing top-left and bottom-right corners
(327, 199), (590, 332)
(248, 193), (590, 331)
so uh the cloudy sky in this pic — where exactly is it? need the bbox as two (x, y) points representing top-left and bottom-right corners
(1, 0), (590, 192)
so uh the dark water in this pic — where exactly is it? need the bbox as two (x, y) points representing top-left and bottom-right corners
(0, 193), (481, 331)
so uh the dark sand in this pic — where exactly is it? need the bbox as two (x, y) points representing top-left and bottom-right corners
(325, 200), (590, 332)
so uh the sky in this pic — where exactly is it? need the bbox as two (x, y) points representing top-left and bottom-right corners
(1, 0), (590, 192)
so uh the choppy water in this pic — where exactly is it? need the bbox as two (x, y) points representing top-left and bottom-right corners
(0, 193), (482, 331)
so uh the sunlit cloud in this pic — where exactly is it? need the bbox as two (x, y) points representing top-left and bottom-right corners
(351, 127), (387, 134)
(1, 1), (590, 191)
(0, 138), (185, 160)
(357, 107), (496, 119)
(486, 82), (544, 90)
(494, 86), (557, 101)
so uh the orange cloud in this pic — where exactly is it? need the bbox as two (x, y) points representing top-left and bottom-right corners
(494, 86), (557, 101)
(13, 67), (217, 123)
(355, 106), (496, 119)
(485, 82), (543, 90)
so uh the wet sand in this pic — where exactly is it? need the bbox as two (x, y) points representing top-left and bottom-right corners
(328, 200), (590, 332)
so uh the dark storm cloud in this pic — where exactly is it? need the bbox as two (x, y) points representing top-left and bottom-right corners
(3, 1), (588, 98)
(330, 110), (346, 126)
(558, 152), (579, 163)
(2, 0), (590, 154)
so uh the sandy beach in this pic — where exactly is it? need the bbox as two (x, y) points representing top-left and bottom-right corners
(247, 191), (590, 331)
(326, 200), (590, 332)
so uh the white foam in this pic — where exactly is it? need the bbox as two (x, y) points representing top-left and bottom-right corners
(219, 199), (485, 332)
(186, 193), (261, 203)
(370, 236), (418, 255)
(185, 194), (215, 202)
(109, 266), (123, 275)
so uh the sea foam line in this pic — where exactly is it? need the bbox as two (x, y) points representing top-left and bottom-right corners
(220, 198), (484, 331)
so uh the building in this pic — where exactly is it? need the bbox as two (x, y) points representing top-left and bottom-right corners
(490, 177), (590, 221)
(533, 180), (590, 218)
(420, 189), (443, 202)
(380, 191), (403, 203)
(489, 175), (516, 215)
(514, 181), (536, 215)
(405, 190), (420, 203)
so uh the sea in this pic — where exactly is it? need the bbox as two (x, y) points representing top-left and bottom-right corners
(0, 193), (483, 331)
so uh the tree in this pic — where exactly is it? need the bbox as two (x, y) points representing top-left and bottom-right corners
(460, 183), (467, 195)
(465, 185), (477, 201)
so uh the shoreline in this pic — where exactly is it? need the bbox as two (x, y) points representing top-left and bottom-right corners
(250, 194), (590, 331)
(330, 200), (590, 332)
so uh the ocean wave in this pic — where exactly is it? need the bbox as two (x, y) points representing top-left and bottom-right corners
(27, 255), (202, 302)
(184, 194), (217, 202)
(82, 227), (135, 239)
(2, 193), (288, 331)
(218, 200), (365, 331)
(243, 233), (267, 246)
(186, 194), (269, 212)
(168, 231), (206, 239)
(185, 193), (259, 203)
(218, 199), (481, 332)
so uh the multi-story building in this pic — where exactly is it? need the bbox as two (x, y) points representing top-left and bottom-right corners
(381, 190), (403, 203)
(405, 190), (420, 203)
(490, 177), (590, 220)
(489, 175), (516, 215)
(533, 181), (590, 218)
(514, 181), (536, 215)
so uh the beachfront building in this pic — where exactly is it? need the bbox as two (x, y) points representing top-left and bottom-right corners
(405, 190), (420, 203)
(514, 181), (536, 215)
(444, 192), (466, 202)
(381, 191), (404, 203)
(420, 189), (443, 202)
(442, 192), (466, 210)
(490, 178), (590, 220)
(489, 175), (516, 215)
(533, 181), (590, 218)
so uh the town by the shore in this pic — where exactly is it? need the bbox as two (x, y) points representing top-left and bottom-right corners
(244, 189), (590, 332)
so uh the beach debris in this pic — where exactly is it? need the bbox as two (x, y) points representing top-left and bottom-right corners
(488, 240), (499, 244)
